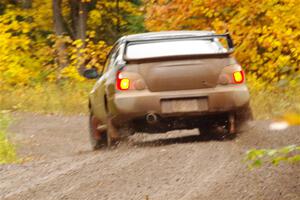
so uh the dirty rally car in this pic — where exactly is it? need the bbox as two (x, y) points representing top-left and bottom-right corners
(84, 31), (252, 150)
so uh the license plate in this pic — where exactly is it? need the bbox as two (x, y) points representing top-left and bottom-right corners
(161, 98), (208, 113)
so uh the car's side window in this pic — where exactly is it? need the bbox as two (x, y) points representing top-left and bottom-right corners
(115, 44), (125, 65)
(103, 53), (113, 72)
(112, 48), (120, 65)
(103, 44), (120, 72)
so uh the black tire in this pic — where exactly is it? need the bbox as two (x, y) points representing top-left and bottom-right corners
(198, 104), (252, 140)
(198, 127), (214, 140)
(199, 123), (228, 140)
(198, 115), (236, 140)
(89, 113), (108, 150)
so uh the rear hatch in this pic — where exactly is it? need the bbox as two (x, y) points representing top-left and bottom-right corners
(135, 56), (233, 92)
(123, 33), (236, 92)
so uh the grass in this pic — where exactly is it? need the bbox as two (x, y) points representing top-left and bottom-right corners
(0, 82), (93, 115)
(0, 80), (299, 119)
(248, 79), (300, 120)
(0, 111), (17, 164)
(250, 87), (300, 119)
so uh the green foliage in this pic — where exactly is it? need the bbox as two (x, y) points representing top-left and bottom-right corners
(246, 145), (300, 168)
(0, 111), (17, 164)
(126, 14), (146, 34)
(87, 0), (144, 44)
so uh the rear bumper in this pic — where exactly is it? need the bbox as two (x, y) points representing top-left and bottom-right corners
(113, 85), (250, 120)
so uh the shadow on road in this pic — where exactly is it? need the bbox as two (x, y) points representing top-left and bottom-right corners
(131, 133), (236, 148)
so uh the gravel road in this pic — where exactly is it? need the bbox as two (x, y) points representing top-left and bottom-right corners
(0, 112), (299, 200)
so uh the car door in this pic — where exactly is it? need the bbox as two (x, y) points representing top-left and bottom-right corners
(102, 44), (126, 116)
(90, 44), (120, 121)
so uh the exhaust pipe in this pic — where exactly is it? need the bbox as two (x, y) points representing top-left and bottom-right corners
(146, 113), (158, 124)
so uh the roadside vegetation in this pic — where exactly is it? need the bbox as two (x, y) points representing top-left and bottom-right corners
(246, 145), (300, 168)
(1, 83), (93, 114)
(0, 111), (17, 164)
(248, 77), (300, 120)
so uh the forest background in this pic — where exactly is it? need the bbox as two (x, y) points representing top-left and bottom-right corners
(0, 0), (299, 120)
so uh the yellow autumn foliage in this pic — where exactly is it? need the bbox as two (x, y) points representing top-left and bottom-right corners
(0, 7), (49, 89)
(0, 0), (142, 89)
(145, 0), (300, 87)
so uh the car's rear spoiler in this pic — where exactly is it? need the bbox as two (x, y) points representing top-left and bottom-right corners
(123, 33), (235, 62)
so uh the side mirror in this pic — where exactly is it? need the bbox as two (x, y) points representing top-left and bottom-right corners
(83, 68), (101, 79)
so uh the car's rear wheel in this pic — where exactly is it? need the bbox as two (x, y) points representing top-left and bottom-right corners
(89, 113), (108, 150)
(199, 104), (253, 140)
(198, 113), (235, 140)
(199, 122), (231, 140)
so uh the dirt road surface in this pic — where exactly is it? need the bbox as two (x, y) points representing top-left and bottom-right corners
(0, 112), (299, 200)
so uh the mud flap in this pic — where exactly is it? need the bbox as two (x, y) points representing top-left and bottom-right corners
(228, 113), (236, 134)
(106, 117), (121, 147)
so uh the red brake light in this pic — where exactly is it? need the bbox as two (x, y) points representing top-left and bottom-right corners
(117, 71), (130, 90)
(233, 70), (245, 84)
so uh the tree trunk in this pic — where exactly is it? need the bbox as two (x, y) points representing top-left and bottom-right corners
(69, 0), (88, 74)
(52, 0), (69, 71)
(77, 1), (87, 41)
(9, 0), (32, 8)
(77, 1), (88, 73)
(21, 0), (32, 9)
(69, 0), (78, 39)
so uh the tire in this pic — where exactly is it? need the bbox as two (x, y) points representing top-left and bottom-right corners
(198, 105), (253, 140)
(89, 113), (108, 150)
(198, 127), (214, 140)
(106, 117), (122, 148)
(198, 114), (236, 140)
(199, 123), (228, 140)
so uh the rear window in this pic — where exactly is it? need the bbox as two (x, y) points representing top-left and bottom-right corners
(125, 39), (227, 60)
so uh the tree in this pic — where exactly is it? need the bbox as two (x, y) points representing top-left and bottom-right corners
(0, 0), (143, 87)
(145, 0), (300, 85)
(52, 0), (69, 70)
(69, 0), (89, 73)
(52, 0), (90, 74)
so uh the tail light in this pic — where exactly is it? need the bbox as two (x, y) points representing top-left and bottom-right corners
(218, 65), (245, 85)
(116, 69), (146, 91)
(116, 71), (130, 90)
(233, 70), (245, 84)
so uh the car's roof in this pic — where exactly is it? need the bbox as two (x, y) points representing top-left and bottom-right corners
(123, 31), (215, 42)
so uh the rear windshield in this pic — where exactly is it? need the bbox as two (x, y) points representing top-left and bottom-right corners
(125, 39), (227, 60)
